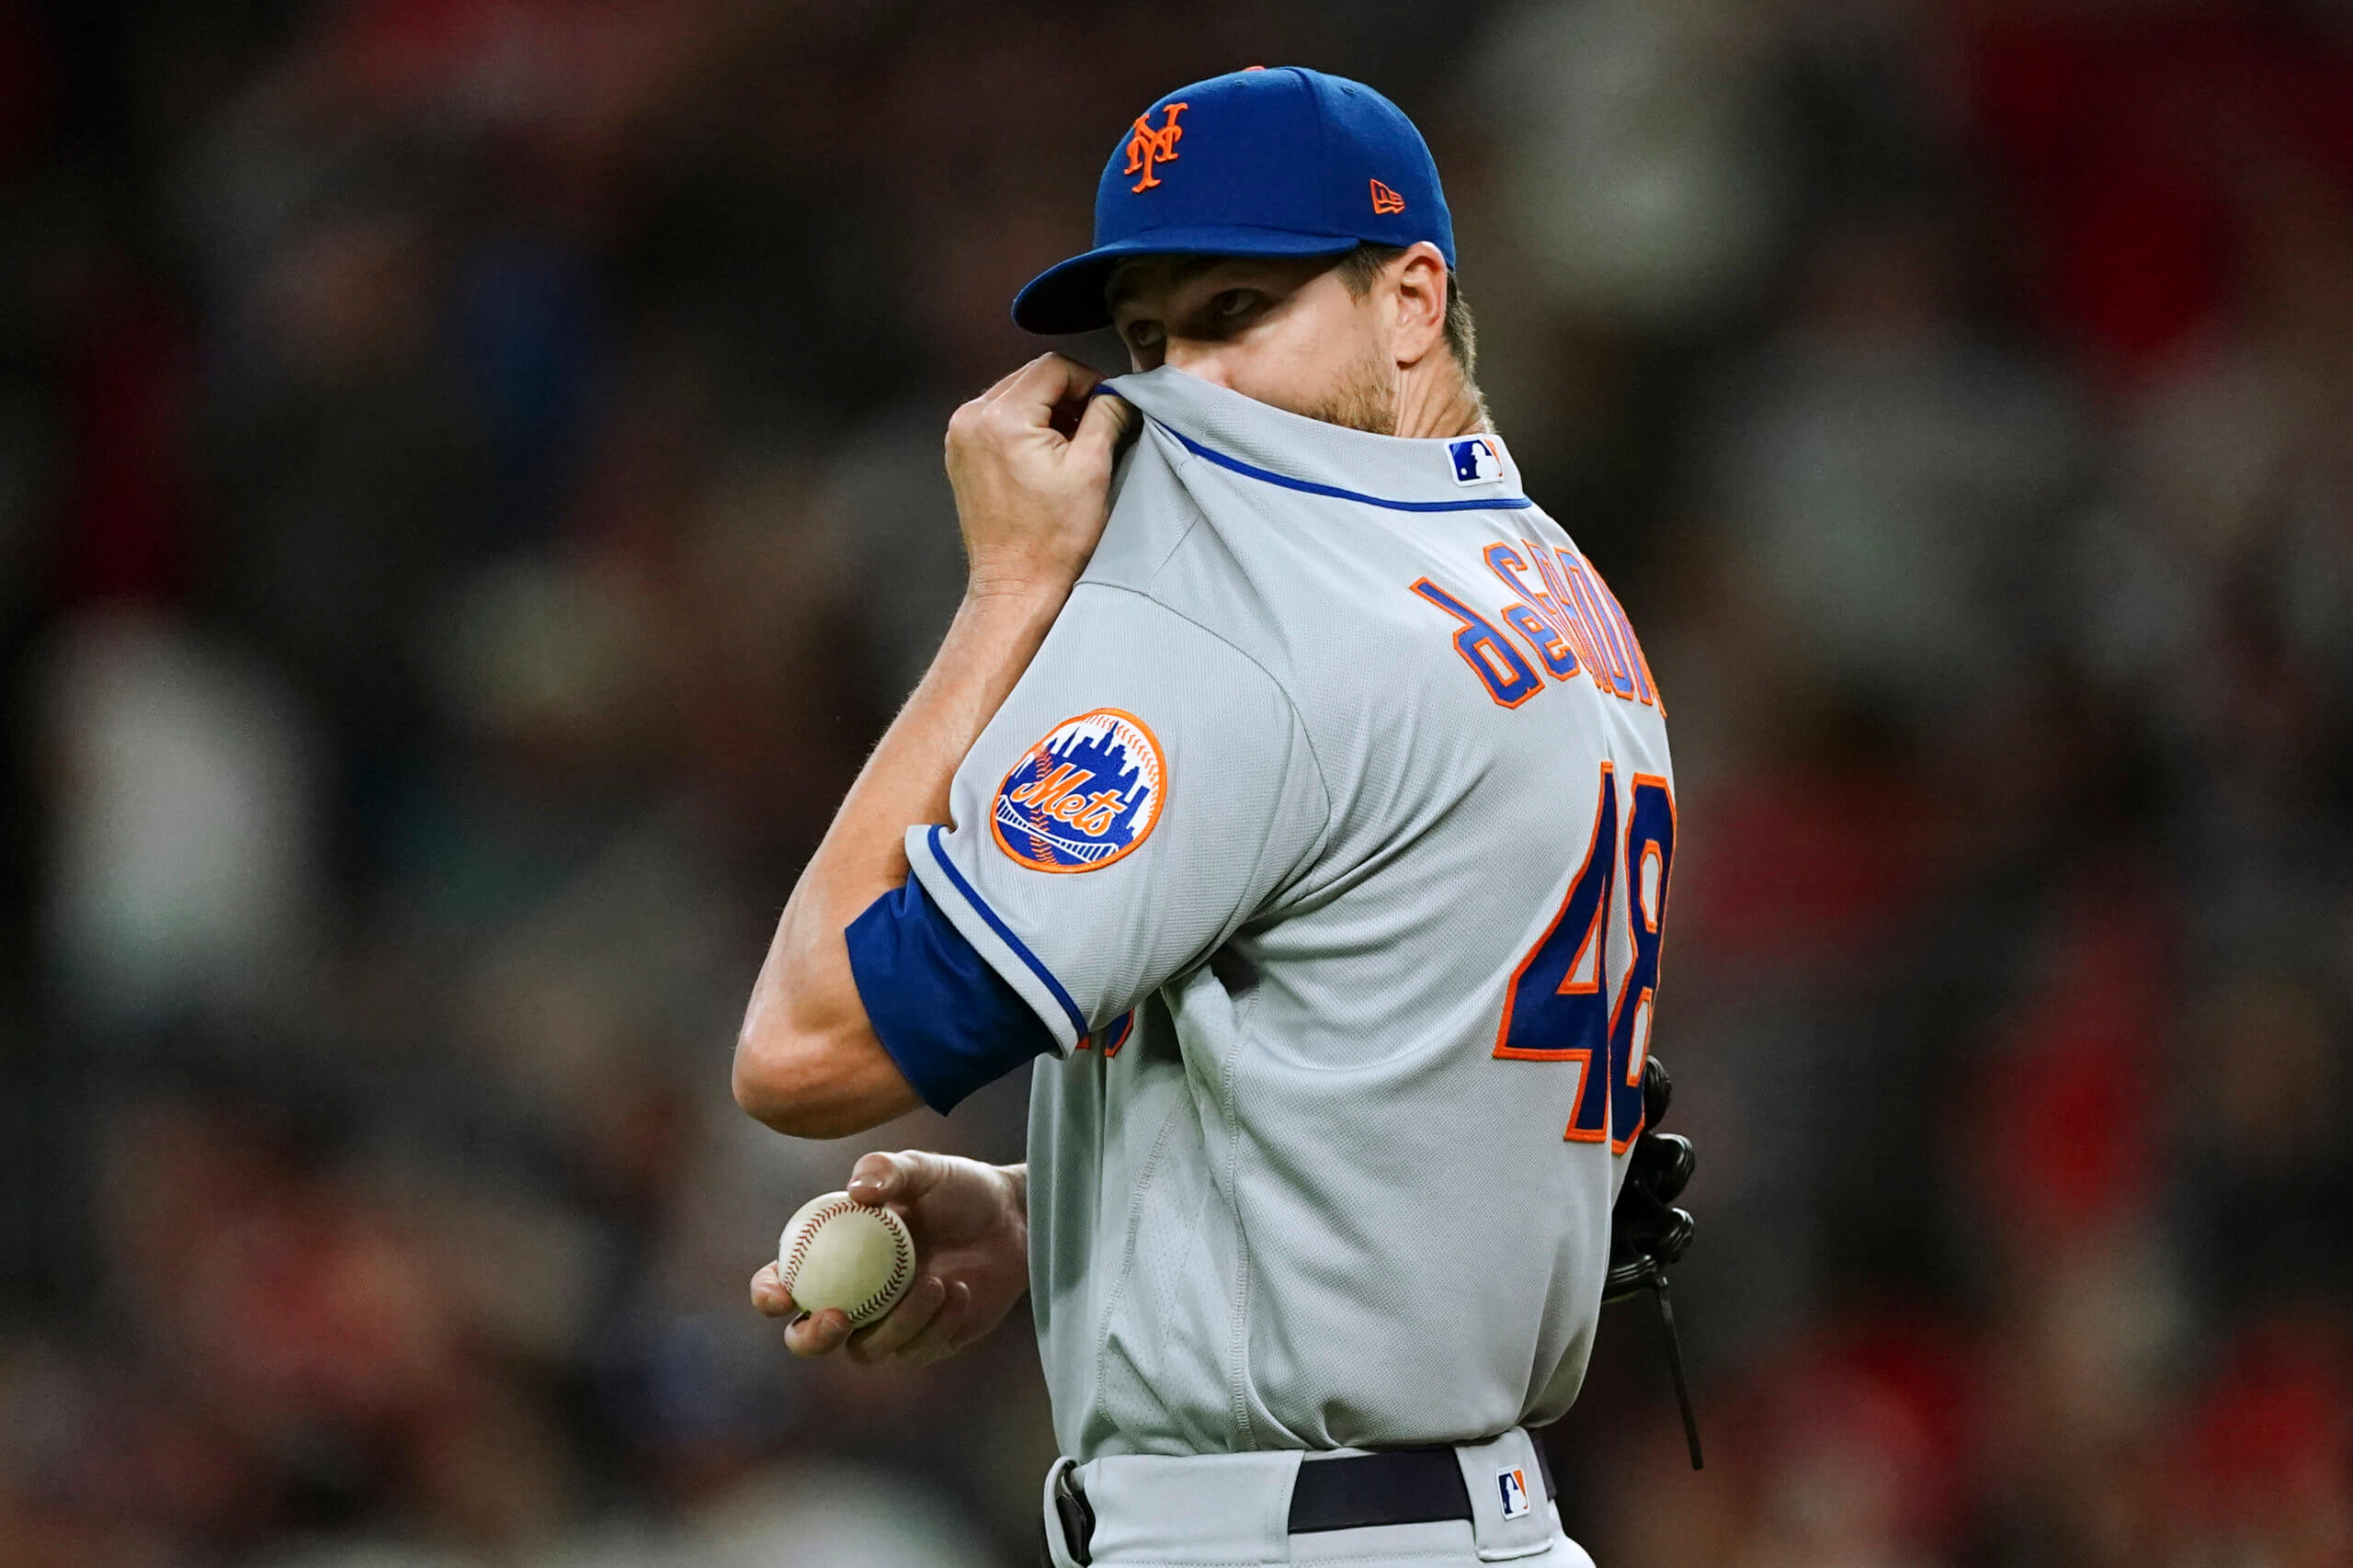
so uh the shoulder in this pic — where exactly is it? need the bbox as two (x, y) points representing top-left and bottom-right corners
(1078, 424), (1291, 678)
(1080, 436), (1211, 595)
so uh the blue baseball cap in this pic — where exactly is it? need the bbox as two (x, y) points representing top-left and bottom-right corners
(1011, 66), (1457, 335)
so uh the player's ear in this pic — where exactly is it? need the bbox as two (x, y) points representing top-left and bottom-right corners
(1391, 242), (1449, 369)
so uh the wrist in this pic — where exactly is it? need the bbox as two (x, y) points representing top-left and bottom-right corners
(961, 573), (1075, 615)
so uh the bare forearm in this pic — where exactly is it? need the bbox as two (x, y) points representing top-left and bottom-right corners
(733, 588), (1067, 1132)
(733, 354), (1131, 1138)
(758, 584), (1065, 1001)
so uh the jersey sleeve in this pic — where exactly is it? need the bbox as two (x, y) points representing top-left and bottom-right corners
(899, 584), (1329, 1060)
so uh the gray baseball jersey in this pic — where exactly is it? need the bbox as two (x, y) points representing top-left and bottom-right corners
(904, 366), (1676, 1462)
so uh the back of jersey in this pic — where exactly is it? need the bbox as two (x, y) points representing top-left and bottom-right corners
(907, 367), (1675, 1462)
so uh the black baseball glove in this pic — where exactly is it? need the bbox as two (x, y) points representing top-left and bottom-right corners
(1603, 1054), (1696, 1301)
(1601, 1054), (1704, 1468)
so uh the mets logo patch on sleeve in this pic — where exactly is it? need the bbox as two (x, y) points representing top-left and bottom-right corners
(992, 709), (1166, 872)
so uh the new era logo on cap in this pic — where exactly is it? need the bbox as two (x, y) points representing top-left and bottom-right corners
(1496, 1466), (1531, 1520)
(1449, 436), (1504, 486)
(1370, 178), (1405, 214)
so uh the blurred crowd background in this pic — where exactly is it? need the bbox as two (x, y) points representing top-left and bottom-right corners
(3, 1), (2350, 1564)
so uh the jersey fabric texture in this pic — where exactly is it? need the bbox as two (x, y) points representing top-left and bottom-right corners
(897, 366), (1675, 1462)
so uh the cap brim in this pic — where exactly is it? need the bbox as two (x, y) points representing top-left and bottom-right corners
(1011, 226), (1363, 335)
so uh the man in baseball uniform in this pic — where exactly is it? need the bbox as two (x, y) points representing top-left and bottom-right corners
(733, 66), (1695, 1568)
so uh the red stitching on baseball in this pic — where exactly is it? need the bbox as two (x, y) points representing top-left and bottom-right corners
(779, 1199), (914, 1324)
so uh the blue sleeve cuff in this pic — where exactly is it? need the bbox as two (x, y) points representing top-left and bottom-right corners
(846, 874), (1058, 1113)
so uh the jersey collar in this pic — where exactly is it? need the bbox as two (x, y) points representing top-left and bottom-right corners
(1102, 366), (1530, 513)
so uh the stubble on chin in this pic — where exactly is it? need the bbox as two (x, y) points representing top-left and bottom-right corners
(1302, 351), (1398, 436)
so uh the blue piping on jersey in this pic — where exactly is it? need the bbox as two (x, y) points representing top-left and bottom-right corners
(924, 825), (1089, 1040)
(1154, 419), (1537, 514)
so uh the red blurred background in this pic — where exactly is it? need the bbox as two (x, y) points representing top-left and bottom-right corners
(2, 2), (2350, 1565)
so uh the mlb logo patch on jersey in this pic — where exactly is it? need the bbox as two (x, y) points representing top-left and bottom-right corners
(993, 709), (1166, 873)
(1449, 435), (1505, 487)
(1496, 1466), (1531, 1520)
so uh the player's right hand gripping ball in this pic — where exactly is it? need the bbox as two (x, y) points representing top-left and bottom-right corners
(1603, 1057), (1697, 1303)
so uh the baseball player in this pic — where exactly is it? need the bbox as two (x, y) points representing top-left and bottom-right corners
(734, 66), (1696, 1568)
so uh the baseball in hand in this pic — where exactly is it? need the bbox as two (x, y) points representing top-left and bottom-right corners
(777, 1192), (916, 1328)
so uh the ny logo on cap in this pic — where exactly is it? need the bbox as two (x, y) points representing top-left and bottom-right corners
(1124, 103), (1188, 193)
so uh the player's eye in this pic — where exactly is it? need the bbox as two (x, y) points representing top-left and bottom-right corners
(1211, 290), (1257, 320)
(1125, 320), (1165, 351)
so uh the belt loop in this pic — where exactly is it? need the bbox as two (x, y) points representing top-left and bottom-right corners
(1449, 1429), (1555, 1561)
(1040, 1457), (1094, 1568)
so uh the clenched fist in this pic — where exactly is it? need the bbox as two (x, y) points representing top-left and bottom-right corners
(945, 353), (1138, 602)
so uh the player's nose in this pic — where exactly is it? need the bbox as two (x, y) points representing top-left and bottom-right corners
(1159, 341), (1232, 388)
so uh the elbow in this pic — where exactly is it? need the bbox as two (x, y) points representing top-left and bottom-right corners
(729, 1027), (789, 1127)
(732, 1004), (912, 1141)
(731, 1019), (832, 1138)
